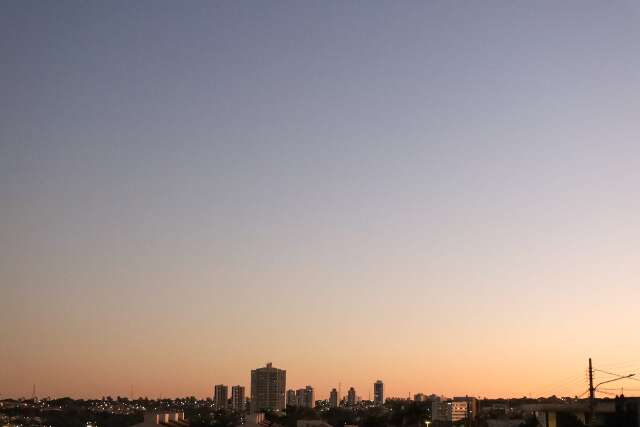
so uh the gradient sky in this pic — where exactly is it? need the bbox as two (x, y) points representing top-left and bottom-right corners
(2, 1), (640, 401)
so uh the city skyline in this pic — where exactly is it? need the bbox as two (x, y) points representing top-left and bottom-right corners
(4, 358), (638, 402)
(3, 0), (640, 402)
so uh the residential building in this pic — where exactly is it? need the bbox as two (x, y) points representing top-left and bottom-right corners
(329, 388), (338, 408)
(453, 396), (477, 420)
(374, 380), (384, 405)
(287, 389), (297, 407)
(347, 387), (356, 406)
(231, 386), (245, 412)
(295, 386), (314, 408)
(414, 393), (427, 402)
(214, 385), (228, 409)
(432, 400), (468, 422)
(250, 363), (286, 412)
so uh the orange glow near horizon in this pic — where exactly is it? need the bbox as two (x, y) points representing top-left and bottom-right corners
(3, 1), (640, 403)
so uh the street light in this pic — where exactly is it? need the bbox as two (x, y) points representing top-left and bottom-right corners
(594, 373), (635, 391)
(589, 373), (635, 426)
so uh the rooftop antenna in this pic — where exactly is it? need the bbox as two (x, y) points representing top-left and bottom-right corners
(32, 384), (36, 399)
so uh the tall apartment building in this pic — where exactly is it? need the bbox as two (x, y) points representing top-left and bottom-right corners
(250, 363), (286, 412)
(329, 388), (338, 408)
(373, 380), (384, 405)
(347, 387), (356, 406)
(295, 386), (314, 408)
(214, 384), (228, 409)
(286, 389), (297, 407)
(231, 385), (245, 412)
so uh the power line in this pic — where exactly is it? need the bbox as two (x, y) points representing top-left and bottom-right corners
(593, 368), (631, 377)
(593, 359), (640, 370)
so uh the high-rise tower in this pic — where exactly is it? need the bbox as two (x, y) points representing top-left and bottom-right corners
(214, 384), (228, 409)
(250, 363), (286, 412)
(231, 385), (245, 412)
(373, 380), (384, 405)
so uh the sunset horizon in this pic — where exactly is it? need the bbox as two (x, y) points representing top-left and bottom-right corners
(3, 2), (640, 426)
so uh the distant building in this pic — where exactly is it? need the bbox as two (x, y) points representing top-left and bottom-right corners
(231, 386), (245, 411)
(374, 380), (384, 405)
(329, 388), (338, 408)
(295, 386), (314, 408)
(287, 389), (297, 407)
(432, 400), (468, 422)
(453, 396), (477, 420)
(305, 386), (315, 408)
(347, 387), (356, 406)
(214, 385), (228, 409)
(251, 363), (286, 412)
(414, 393), (427, 402)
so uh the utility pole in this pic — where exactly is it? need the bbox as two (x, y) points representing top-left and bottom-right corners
(588, 358), (595, 426)
(586, 357), (634, 426)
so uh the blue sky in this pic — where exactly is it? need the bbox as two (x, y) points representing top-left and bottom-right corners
(2, 1), (640, 399)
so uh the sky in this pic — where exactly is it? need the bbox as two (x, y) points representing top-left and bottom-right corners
(2, 1), (640, 401)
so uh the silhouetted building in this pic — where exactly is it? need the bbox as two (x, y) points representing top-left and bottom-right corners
(347, 387), (356, 406)
(232, 386), (245, 411)
(214, 385), (228, 409)
(251, 363), (286, 412)
(374, 380), (384, 405)
(287, 389), (297, 407)
(295, 386), (314, 408)
(329, 388), (338, 408)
